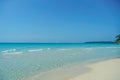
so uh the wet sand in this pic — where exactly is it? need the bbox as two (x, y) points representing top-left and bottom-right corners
(21, 59), (120, 80)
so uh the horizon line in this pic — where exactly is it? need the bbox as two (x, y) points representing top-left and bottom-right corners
(0, 41), (114, 44)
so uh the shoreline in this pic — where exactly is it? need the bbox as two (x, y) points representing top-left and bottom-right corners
(21, 58), (120, 80)
(21, 62), (90, 80)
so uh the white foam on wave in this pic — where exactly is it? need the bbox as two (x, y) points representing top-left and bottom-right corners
(105, 47), (120, 48)
(1, 49), (16, 53)
(3, 52), (23, 55)
(28, 49), (43, 52)
(80, 47), (120, 49)
(57, 49), (71, 51)
(90, 47), (120, 49)
(47, 48), (50, 50)
(84, 48), (93, 50)
(1, 49), (23, 55)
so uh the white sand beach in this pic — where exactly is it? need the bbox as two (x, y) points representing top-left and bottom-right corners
(22, 59), (120, 80)
(70, 59), (120, 80)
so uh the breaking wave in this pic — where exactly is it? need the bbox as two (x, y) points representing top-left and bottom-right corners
(28, 49), (43, 52)
(3, 52), (23, 55)
(1, 49), (23, 55)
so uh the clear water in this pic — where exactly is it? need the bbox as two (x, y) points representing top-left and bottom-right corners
(0, 43), (120, 80)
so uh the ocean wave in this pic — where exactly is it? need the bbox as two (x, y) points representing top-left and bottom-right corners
(105, 47), (120, 48)
(2, 52), (23, 55)
(1, 49), (16, 53)
(84, 48), (93, 50)
(57, 49), (71, 51)
(1, 49), (23, 55)
(80, 47), (120, 49)
(47, 48), (50, 50)
(93, 47), (120, 49)
(28, 49), (43, 52)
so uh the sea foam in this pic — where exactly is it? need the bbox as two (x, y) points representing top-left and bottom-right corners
(1, 49), (16, 53)
(28, 49), (43, 52)
(3, 52), (23, 55)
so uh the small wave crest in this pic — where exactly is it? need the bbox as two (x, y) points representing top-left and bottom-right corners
(1, 49), (16, 53)
(47, 48), (50, 50)
(105, 47), (120, 48)
(57, 49), (71, 51)
(84, 48), (93, 50)
(3, 52), (23, 55)
(28, 49), (43, 52)
(1, 49), (23, 55)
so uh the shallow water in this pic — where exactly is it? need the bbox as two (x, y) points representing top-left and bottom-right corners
(0, 43), (120, 80)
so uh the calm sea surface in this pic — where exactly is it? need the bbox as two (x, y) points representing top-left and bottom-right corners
(0, 43), (120, 80)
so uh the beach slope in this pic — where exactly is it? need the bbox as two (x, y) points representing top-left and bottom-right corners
(70, 59), (120, 80)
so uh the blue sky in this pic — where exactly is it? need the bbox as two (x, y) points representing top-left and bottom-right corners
(0, 0), (120, 43)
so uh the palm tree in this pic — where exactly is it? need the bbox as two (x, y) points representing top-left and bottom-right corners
(115, 34), (120, 44)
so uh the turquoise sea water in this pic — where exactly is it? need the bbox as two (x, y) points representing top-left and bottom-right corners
(0, 43), (120, 80)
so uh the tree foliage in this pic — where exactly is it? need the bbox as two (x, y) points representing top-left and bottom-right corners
(115, 34), (120, 44)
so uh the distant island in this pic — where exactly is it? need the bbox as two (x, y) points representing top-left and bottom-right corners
(85, 34), (120, 44)
(85, 41), (114, 44)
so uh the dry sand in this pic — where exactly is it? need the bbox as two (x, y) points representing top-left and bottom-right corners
(70, 59), (120, 80)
